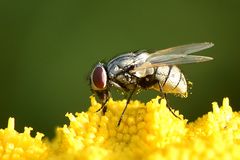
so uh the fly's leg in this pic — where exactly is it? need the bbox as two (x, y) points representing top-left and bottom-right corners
(158, 83), (181, 119)
(95, 90), (111, 115)
(158, 82), (166, 99)
(96, 99), (109, 115)
(117, 86), (137, 126)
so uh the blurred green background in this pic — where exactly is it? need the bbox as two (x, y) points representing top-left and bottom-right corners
(0, 1), (239, 138)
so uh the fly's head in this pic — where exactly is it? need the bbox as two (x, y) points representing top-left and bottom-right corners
(90, 63), (110, 103)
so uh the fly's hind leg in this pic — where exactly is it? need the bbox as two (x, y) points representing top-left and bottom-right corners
(158, 82), (181, 119)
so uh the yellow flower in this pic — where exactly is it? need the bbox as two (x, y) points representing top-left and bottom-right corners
(1, 97), (240, 160)
(50, 97), (240, 160)
(0, 118), (48, 160)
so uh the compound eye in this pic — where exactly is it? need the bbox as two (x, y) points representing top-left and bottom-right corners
(91, 64), (107, 90)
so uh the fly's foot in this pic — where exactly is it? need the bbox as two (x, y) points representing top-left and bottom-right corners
(158, 96), (181, 120)
(96, 105), (107, 115)
(166, 104), (181, 120)
(102, 106), (107, 115)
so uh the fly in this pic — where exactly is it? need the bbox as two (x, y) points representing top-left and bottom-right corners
(89, 42), (214, 126)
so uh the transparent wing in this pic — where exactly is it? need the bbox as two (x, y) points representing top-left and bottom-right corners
(148, 42), (214, 58)
(148, 54), (213, 64)
(131, 42), (214, 72)
(132, 55), (213, 71)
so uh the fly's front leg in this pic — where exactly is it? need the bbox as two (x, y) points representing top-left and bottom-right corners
(96, 98), (109, 115)
(95, 90), (110, 115)
(158, 82), (181, 119)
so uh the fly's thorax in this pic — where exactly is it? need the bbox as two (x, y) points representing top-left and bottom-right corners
(107, 53), (135, 79)
(106, 52), (150, 91)
(155, 65), (187, 95)
(107, 52), (149, 79)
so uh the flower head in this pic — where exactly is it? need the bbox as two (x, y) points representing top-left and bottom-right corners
(50, 97), (240, 160)
(0, 97), (240, 160)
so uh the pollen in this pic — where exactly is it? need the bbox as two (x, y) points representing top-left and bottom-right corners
(0, 97), (240, 160)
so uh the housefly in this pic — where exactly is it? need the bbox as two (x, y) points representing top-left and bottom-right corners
(90, 42), (214, 126)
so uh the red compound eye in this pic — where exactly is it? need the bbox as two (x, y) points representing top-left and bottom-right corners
(91, 64), (107, 90)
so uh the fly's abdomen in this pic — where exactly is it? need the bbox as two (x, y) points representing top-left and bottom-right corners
(155, 65), (187, 96)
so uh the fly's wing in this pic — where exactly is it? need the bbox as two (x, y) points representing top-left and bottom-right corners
(131, 42), (214, 72)
(148, 42), (214, 57)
